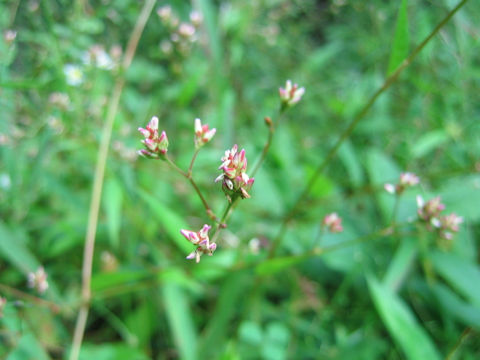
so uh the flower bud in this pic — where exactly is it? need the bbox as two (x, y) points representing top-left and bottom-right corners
(279, 80), (305, 108)
(194, 118), (216, 148)
(138, 116), (169, 158)
(322, 213), (343, 233)
(27, 267), (48, 294)
(180, 224), (217, 263)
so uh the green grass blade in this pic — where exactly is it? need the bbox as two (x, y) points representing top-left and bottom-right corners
(388, 0), (410, 75)
(162, 281), (198, 360)
(367, 275), (441, 360)
(431, 251), (480, 308)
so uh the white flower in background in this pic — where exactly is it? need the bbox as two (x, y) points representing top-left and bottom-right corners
(0, 173), (11, 190)
(3, 29), (17, 45)
(82, 45), (114, 70)
(28, 266), (49, 294)
(189, 11), (203, 27)
(63, 64), (84, 86)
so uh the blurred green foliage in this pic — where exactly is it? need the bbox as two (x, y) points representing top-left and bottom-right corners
(1, 0), (480, 359)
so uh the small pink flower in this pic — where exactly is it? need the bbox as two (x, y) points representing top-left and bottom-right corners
(27, 267), (49, 294)
(138, 116), (169, 158)
(417, 196), (445, 225)
(322, 213), (343, 233)
(180, 224), (217, 263)
(385, 172), (419, 195)
(439, 213), (463, 240)
(194, 118), (216, 148)
(279, 80), (305, 107)
(215, 145), (254, 200)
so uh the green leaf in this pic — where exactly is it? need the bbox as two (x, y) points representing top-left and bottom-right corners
(411, 130), (449, 159)
(255, 255), (307, 276)
(162, 282), (198, 360)
(199, 272), (249, 359)
(365, 148), (400, 221)
(367, 276), (441, 360)
(103, 178), (123, 249)
(0, 221), (39, 273)
(137, 188), (193, 254)
(383, 238), (417, 291)
(91, 269), (150, 292)
(431, 283), (480, 330)
(431, 251), (480, 308)
(388, 0), (409, 75)
(439, 175), (480, 222)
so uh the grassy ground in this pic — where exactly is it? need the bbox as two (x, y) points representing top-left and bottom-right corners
(0, 0), (479, 359)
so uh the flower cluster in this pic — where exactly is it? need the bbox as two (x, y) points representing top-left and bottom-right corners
(27, 267), (48, 294)
(180, 224), (217, 263)
(417, 195), (463, 241)
(384, 172), (420, 195)
(322, 213), (343, 233)
(194, 118), (216, 149)
(138, 116), (169, 158)
(215, 144), (254, 201)
(157, 6), (202, 57)
(279, 80), (305, 108)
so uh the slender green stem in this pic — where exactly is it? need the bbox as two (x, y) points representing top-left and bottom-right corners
(69, 1), (157, 359)
(445, 327), (473, 360)
(188, 148), (200, 177)
(165, 155), (218, 221)
(268, 0), (470, 258)
(391, 194), (401, 225)
(211, 200), (234, 242)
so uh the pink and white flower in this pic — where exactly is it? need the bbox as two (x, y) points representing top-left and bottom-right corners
(279, 80), (305, 107)
(138, 116), (169, 158)
(180, 224), (217, 263)
(385, 172), (419, 195)
(194, 118), (216, 148)
(215, 144), (254, 200)
(439, 213), (463, 240)
(322, 213), (343, 233)
(27, 266), (49, 294)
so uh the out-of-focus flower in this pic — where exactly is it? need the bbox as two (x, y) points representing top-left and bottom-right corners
(63, 64), (84, 86)
(83, 45), (114, 70)
(215, 144), (254, 200)
(178, 23), (196, 39)
(3, 30), (17, 45)
(0, 173), (11, 190)
(0, 297), (6, 318)
(101, 251), (119, 272)
(28, 267), (48, 294)
(160, 40), (173, 55)
(417, 195), (445, 228)
(138, 116), (169, 159)
(157, 5), (172, 22)
(49, 92), (70, 110)
(194, 118), (216, 149)
(439, 213), (463, 240)
(180, 224), (217, 263)
(385, 172), (420, 195)
(279, 80), (305, 108)
(110, 44), (123, 63)
(322, 213), (343, 233)
(190, 11), (203, 27)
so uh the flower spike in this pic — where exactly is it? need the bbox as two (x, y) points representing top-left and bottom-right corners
(279, 80), (305, 108)
(216, 144), (254, 201)
(180, 224), (217, 263)
(194, 118), (216, 148)
(138, 116), (169, 159)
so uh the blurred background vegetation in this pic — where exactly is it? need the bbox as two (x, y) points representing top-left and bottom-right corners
(1, 0), (479, 359)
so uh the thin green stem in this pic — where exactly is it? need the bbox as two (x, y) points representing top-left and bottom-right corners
(165, 155), (218, 221)
(211, 200), (234, 242)
(188, 148), (200, 177)
(69, 1), (157, 359)
(268, 0), (469, 258)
